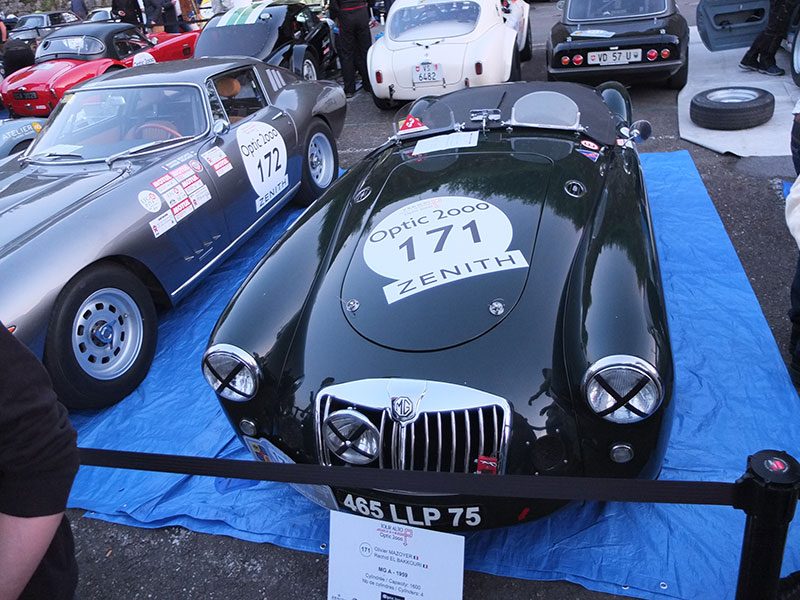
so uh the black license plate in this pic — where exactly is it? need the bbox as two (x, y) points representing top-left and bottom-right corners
(336, 491), (483, 529)
(13, 91), (37, 100)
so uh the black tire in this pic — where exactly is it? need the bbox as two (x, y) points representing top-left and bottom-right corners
(667, 52), (688, 90)
(44, 262), (158, 410)
(10, 139), (31, 154)
(371, 93), (394, 110)
(295, 118), (339, 206)
(300, 50), (319, 81)
(508, 48), (521, 82)
(519, 24), (533, 62)
(689, 87), (775, 130)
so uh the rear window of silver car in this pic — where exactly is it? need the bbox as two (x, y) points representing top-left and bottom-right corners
(16, 14), (48, 28)
(567, 0), (668, 22)
(388, 1), (481, 42)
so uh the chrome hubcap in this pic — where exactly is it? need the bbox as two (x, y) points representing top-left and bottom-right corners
(303, 59), (317, 81)
(307, 132), (334, 189)
(72, 288), (143, 380)
(707, 88), (760, 103)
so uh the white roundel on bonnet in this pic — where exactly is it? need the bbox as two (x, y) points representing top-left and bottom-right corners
(363, 196), (529, 304)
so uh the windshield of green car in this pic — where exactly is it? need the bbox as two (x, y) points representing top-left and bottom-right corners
(388, 1), (481, 42)
(567, 0), (668, 22)
(27, 85), (208, 162)
(37, 35), (106, 59)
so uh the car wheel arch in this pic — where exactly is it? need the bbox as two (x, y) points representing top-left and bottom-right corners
(73, 255), (172, 311)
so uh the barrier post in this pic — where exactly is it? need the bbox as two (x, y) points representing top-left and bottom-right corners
(734, 450), (800, 600)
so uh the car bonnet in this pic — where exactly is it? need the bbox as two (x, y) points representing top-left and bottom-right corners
(3, 60), (76, 89)
(340, 149), (552, 351)
(0, 160), (124, 257)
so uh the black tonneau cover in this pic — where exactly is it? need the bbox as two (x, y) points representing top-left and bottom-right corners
(418, 82), (619, 146)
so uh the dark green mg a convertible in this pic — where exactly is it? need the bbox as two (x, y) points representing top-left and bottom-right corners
(202, 81), (674, 531)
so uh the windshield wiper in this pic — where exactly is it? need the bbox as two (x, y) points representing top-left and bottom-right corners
(106, 136), (194, 166)
(27, 151), (85, 161)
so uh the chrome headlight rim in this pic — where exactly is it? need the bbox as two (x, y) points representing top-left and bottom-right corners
(581, 355), (663, 423)
(322, 409), (381, 466)
(202, 343), (260, 402)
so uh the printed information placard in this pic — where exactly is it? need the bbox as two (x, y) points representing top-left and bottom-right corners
(328, 511), (464, 600)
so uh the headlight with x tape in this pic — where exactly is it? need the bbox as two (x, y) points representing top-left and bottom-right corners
(582, 355), (663, 424)
(202, 343), (260, 402)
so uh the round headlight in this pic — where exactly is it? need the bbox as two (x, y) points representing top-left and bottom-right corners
(323, 410), (380, 465)
(583, 356), (662, 424)
(202, 344), (259, 402)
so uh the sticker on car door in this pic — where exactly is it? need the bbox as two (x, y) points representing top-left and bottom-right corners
(236, 121), (288, 212)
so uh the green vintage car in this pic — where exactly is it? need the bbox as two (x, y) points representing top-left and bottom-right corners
(203, 81), (674, 530)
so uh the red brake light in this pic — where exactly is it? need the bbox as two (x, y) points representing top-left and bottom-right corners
(572, 54), (584, 66)
(647, 49), (658, 61)
(375, 70), (383, 84)
(475, 61), (483, 75)
(661, 48), (670, 59)
(561, 56), (570, 66)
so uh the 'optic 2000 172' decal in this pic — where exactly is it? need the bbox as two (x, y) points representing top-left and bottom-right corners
(236, 121), (288, 212)
(363, 196), (529, 304)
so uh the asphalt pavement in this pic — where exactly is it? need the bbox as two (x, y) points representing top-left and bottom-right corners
(68, 1), (800, 598)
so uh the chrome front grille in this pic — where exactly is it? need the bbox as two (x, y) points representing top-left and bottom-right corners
(316, 379), (511, 475)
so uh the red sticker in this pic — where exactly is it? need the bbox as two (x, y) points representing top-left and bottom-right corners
(189, 159), (203, 172)
(477, 455), (498, 475)
(398, 114), (429, 134)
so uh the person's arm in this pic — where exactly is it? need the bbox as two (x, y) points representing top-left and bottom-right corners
(0, 327), (78, 599)
(0, 513), (63, 600)
(0, 21), (7, 43)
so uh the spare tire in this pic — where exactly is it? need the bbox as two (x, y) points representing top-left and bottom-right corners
(689, 87), (775, 130)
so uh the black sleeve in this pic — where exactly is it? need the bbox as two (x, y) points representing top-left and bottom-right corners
(0, 326), (79, 518)
(329, 0), (340, 21)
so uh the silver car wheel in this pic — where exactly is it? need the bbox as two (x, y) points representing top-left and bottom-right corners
(794, 31), (800, 79)
(307, 131), (334, 189)
(705, 88), (761, 103)
(303, 59), (318, 81)
(71, 287), (144, 380)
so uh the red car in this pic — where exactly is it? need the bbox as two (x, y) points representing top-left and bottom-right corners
(0, 22), (199, 117)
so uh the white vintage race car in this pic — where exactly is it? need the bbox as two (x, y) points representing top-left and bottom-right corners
(367, 0), (531, 108)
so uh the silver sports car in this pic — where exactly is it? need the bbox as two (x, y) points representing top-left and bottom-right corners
(0, 117), (45, 157)
(0, 56), (345, 409)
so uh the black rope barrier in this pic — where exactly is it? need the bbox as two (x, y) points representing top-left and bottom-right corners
(80, 447), (737, 505)
(78, 447), (800, 600)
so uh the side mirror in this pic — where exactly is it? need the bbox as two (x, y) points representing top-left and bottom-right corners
(212, 119), (229, 136)
(629, 119), (652, 143)
(556, 0), (564, 10)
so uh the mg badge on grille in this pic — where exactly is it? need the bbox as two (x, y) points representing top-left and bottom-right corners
(391, 395), (416, 423)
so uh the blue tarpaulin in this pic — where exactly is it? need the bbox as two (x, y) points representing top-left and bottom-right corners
(68, 151), (800, 599)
